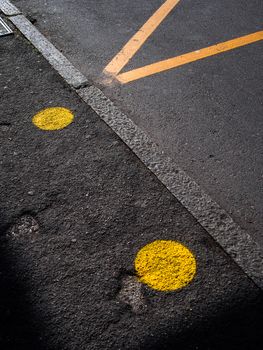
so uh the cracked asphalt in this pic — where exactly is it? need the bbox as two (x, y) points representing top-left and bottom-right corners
(0, 29), (263, 349)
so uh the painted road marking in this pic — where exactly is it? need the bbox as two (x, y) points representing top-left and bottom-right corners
(117, 31), (263, 83)
(32, 107), (74, 130)
(103, 0), (181, 77)
(103, 0), (263, 85)
(135, 240), (196, 291)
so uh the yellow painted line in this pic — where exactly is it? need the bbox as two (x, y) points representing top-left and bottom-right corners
(135, 240), (196, 291)
(103, 0), (181, 76)
(117, 31), (263, 84)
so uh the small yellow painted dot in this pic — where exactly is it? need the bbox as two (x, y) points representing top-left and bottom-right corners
(135, 240), (196, 292)
(32, 107), (74, 130)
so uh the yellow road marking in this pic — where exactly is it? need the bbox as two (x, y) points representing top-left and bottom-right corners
(103, 0), (181, 76)
(135, 240), (196, 292)
(117, 31), (263, 84)
(32, 107), (74, 130)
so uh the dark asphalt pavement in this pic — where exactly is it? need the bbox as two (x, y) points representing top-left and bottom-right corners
(0, 30), (263, 349)
(11, 0), (263, 246)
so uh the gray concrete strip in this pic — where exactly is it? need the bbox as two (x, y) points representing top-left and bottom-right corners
(78, 86), (263, 289)
(9, 14), (88, 89)
(0, 0), (20, 15)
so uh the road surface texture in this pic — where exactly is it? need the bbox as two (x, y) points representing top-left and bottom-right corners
(0, 28), (263, 349)
(11, 0), (263, 247)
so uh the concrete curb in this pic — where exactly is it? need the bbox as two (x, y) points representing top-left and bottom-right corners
(9, 14), (88, 89)
(0, 0), (20, 16)
(1, 0), (262, 289)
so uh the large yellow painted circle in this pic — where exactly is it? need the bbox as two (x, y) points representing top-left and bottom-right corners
(135, 240), (196, 291)
(32, 107), (74, 130)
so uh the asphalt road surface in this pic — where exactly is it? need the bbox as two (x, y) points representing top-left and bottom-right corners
(12, 0), (263, 247)
(1, 30), (263, 350)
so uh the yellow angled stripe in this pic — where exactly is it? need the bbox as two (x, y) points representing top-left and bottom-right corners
(103, 0), (181, 76)
(117, 31), (263, 84)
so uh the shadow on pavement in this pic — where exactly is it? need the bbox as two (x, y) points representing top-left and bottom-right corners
(0, 211), (47, 350)
(143, 293), (263, 350)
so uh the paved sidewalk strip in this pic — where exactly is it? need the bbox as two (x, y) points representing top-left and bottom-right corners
(1, 0), (261, 286)
(1, 31), (262, 350)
